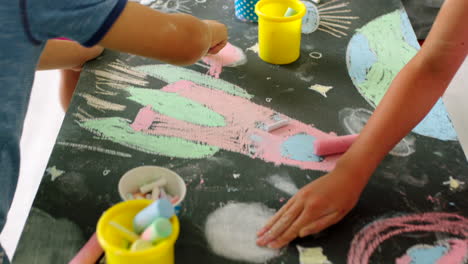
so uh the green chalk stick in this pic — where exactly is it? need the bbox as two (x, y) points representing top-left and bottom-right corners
(284, 7), (298, 17)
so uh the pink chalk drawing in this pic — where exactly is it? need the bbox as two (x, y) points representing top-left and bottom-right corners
(131, 80), (339, 171)
(347, 213), (468, 264)
(202, 43), (247, 78)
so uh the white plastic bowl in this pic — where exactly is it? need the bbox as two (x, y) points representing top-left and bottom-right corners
(118, 166), (186, 206)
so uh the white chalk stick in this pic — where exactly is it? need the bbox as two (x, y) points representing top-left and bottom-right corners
(109, 221), (139, 242)
(264, 119), (290, 132)
(140, 178), (167, 194)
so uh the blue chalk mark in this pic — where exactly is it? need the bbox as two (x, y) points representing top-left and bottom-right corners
(413, 99), (457, 141)
(407, 245), (447, 264)
(347, 33), (378, 84)
(250, 134), (263, 142)
(400, 11), (421, 51)
(301, 1), (319, 34)
(281, 134), (321, 162)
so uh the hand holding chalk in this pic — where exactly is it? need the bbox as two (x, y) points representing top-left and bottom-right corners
(314, 134), (359, 156)
(133, 198), (174, 234)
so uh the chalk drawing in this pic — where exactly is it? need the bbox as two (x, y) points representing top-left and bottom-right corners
(347, 213), (468, 264)
(266, 98), (272, 103)
(309, 84), (333, 97)
(302, 0), (359, 37)
(46, 166), (65, 181)
(77, 93), (126, 112)
(79, 117), (220, 159)
(205, 202), (280, 263)
(103, 169), (111, 176)
(297, 245), (332, 264)
(134, 64), (253, 98)
(246, 43), (259, 54)
(346, 9), (456, 141)
(339, 108), (416, 157)
(233, 173), (240, 179)
(57, 141), (132, 158)
(202, 43), (247, 78)
(150, 0), (192, 13)
(396, 239), (468, 264)
(267, 174), (299, 196)
(442, 176), (466, 191)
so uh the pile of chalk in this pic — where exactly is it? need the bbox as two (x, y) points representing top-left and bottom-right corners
(126, 176), (179, 205)
(109, 198), (175, 252)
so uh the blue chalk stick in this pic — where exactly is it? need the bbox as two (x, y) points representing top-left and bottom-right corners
(133, 198), (174, 234)
(284, 7), (298, 17)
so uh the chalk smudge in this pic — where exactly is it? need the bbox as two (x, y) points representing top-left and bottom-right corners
(346, 9), (456, 141)
(46, 166), (65, 181)
(77, 93), (126, 112)
(233, 173), (240, 179)
(339, 108), (416, 157)
(396, 239), (468, 264)
(57, 141), (132, 158)
(443, 176), (466, 191)
(205, 202), (280, 263)
(309, 84), (333, 97)
(202, 43), (247, 78)
(13, 208), (85, 264)
(297, 245), (332, 264)
(246, 43), (259, 54)
(347, 213), (468, 264)
(267, 174), (299, 196)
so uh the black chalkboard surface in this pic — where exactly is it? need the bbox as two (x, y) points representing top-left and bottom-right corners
(14, 0), (468, 263)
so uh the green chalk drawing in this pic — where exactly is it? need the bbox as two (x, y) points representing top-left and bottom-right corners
(349, 9), (418, 106)
(79, 117), (220, 158)
(134, 64), (253, 99)
(127, 87), (226, 127)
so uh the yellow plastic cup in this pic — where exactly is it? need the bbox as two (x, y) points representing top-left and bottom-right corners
(255, 0), (306, 64)
(97, 200), (180, 264)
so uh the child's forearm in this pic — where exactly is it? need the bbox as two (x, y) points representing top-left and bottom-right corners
(336, 0), (468, 181)
(100, 2), (211, 65)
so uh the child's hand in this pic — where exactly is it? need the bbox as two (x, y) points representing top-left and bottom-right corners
(256, 169), (367, 249)
(203, 20), (228, 54)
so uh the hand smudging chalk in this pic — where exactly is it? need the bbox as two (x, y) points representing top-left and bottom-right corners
(205, 202), (280, 263)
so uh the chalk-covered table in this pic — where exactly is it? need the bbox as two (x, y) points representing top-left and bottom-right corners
(14, 0), (468, 263)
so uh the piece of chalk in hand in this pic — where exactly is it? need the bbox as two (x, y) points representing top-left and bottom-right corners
(133, 198), (175, 234)
(109, 221), (139, 243)
(284, 7), (298, 17)
(140, 217), (173, 242)
(140, 177), (167, 194)
(314, 134), (359, 156)
(151, 187), (160, 201)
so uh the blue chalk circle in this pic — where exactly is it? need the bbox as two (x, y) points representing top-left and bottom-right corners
(281, 133), (321, 162)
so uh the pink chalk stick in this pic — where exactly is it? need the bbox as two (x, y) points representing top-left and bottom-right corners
(69, 233), (103, 264)
(314, 134), (359, 156)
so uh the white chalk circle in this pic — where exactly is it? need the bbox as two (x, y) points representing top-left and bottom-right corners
(205, 202), (280, 263)
(309, 51), (322, 59)
(118, 166), (186, 206)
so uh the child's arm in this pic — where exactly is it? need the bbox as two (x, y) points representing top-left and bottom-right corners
(99, 2), (227, 65)
(257, 0), (468, 249)
(37, 40), (103, 70)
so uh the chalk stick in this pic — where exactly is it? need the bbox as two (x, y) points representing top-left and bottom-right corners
(151, 186), (160, 200)
(133, 198), (175, 234)
(263, 119), (290, 132)
(314, 134), (359, 156)
(140, 217), (173, 242)
(140, 177), (167, 194)
(109, 221), (139, 243)
(69, 233), (103, 264)
(130, 239), (153, 252)
(284, 7), (298, 17)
